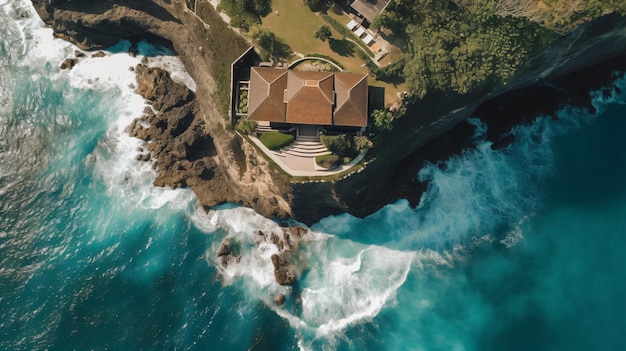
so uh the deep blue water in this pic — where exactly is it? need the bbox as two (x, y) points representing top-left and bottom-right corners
(2, 2), (626, 350)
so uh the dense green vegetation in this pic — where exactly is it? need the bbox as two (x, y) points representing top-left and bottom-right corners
(494, 0), (626, 33)
(238, 90), (249, 113)
(374, 0), (626, 99)
(320, 133), (372, 158)
(260, 131), (295, 150)
(315, 154), (342, 169)
(370, 109), (394, 132)
(304, 0), (328, 12)
(376, 0), (553, 98)
(321, 134), (358, 158)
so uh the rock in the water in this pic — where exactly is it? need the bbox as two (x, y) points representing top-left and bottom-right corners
(60, 58), (77, 70)
(271, 253), (296, 285)
(275, 293), (285, 307)
(91, 51), (107, 58)
(220, 253), (240, 268)
(74, 50), (86, 58)
(135, 153), (151, 162)
(270, 232), (284, 251)
(217, 238), (231, 257)
(290, 226), (308, 239)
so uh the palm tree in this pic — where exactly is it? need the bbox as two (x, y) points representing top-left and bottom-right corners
(314, 25), (332, 42)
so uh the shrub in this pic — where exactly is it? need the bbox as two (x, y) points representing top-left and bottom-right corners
(320, 134), (358, 158)
(238, 90), (249, 113)
(371, 109), (393, 132)
(315, 154), (341, 169)
(354, 134), (373, 152)
(260, 131), (295, 150)
(235, 118), (257, 135)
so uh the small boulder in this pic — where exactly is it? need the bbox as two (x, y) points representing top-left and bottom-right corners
(275, 294), (285, 307)
(271, 254), (296, 285)
(135, 153), (151, 162)
(60, 58), (77, 70)
(217, 238), (232, 257)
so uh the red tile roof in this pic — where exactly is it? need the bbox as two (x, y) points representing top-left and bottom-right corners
(247, 67), (288, 123)
(334, 72), (368, 127)
(247, 67), (368, 127)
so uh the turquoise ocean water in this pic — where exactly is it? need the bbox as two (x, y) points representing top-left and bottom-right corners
(2, 2), (626, 350)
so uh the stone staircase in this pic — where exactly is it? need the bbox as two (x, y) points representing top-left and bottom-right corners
(255, 121), (274, 134)
(279, 134), (331, 158)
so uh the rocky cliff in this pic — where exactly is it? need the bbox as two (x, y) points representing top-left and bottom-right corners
(32, 0), (626, 225)
(33, 0), (293, 219)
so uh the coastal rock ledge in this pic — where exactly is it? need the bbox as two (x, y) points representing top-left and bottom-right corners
(128, 64), (289, 218)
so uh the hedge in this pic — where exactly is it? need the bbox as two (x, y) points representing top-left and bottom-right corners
(320, 134), (358, 158)
(260, 131), (295, 150)
(315, 154), (341, 169)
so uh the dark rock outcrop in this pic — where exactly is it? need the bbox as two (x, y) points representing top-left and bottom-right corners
(59, 58), (76, 70)
(216, 237), (232, 257)
(215, 227), (308, 286)
(271, 254), (296, 286)
(129, 64), (251, 208)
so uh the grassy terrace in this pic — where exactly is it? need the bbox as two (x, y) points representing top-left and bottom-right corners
(259, 0), (404, 106)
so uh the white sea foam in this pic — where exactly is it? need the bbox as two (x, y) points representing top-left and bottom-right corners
(74, 49), (198, 211)
(147, 55), (196, 92)
(192, 206), (415, 343)
(7, 0), (74, 69)
(10, 1), (199, 212)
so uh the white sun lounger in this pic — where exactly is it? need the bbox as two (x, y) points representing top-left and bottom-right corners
(354, 26), (365, 38)
(347, 19), (358, 30)
(362, 34), (374, 45)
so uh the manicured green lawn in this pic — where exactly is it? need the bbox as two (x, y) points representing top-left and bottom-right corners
(261, 0), (367, 73)
(260, 131), (295, 150)
(315, 154), (341, 169)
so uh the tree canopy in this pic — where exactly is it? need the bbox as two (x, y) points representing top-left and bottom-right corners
(374, 0), (626, 99)
(249, 26), (292, 60)
(218, 0), (272, 30)
(314, 25), (332, 42)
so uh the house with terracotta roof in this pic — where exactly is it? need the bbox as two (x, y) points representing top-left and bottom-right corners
(245, 67), (368, 128)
